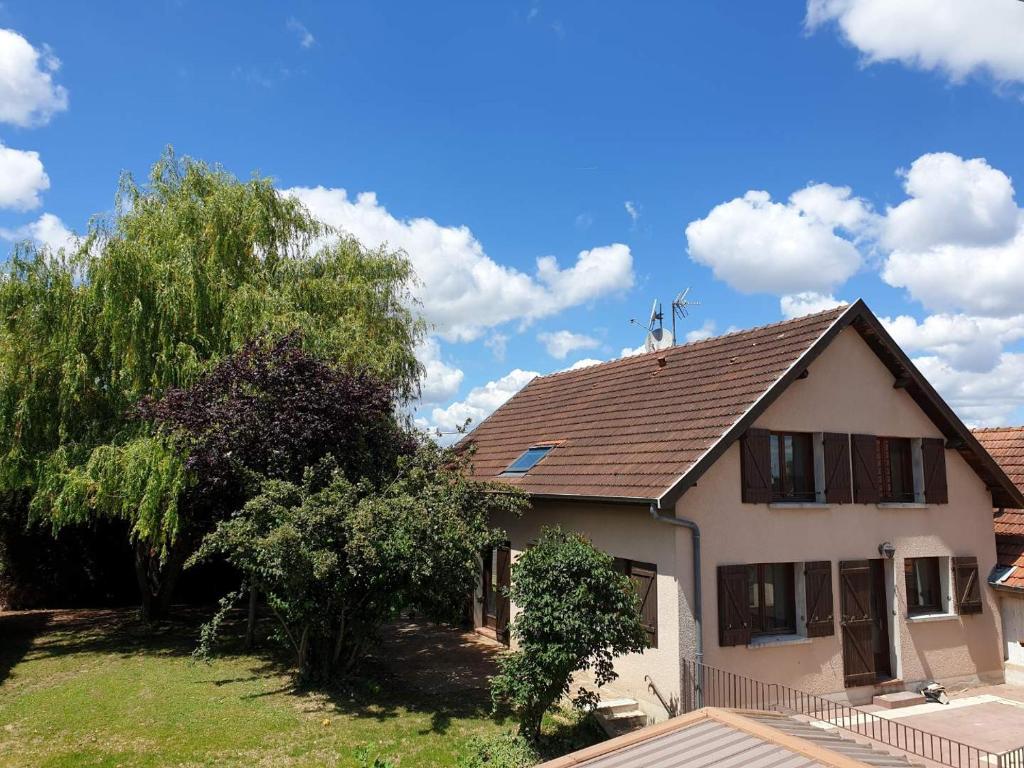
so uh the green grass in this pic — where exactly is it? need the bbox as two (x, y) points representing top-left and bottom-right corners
(0, 609), (601, 768)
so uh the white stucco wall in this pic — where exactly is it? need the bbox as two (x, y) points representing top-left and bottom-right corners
(490, 502), (682, 719)
(674, 327), (1004, 702)
(999, 592), (1024, 684)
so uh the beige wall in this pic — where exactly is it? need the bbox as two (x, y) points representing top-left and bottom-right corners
(488, 502), (682, 718)
(675, 327), (1004, 702)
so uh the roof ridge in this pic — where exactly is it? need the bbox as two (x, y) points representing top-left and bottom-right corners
(973, 426), (1024, 433)
(539, 303), (850, 382)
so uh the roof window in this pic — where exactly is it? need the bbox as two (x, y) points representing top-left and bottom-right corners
(502, 446), (553, 475)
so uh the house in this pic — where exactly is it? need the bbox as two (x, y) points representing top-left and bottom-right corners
(464, 300), (1023, 717)
(971, 427), (1024, 685)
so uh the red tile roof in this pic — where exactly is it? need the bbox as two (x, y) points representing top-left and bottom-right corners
(974, 428), (1024, 589)
(462, 306), (848, 499)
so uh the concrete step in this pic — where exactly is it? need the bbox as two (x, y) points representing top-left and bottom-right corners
(592, 698), (649, 738)
(593, 697), (643, 717)
(873, 691), (926, 709)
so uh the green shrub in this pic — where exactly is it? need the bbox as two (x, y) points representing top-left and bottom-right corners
(458, 732), (540, 768)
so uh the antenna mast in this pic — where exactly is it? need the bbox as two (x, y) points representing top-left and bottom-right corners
(670, 288), (700, 343)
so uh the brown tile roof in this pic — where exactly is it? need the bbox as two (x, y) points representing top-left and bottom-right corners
(974, 428), (1024, 589)
(463, 299), (1024, 508)
(462, 306), (847, 499)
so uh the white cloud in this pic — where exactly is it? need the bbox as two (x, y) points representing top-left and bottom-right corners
(683, 319), (717, 343)
(283, 186), (634, 341)
(620, 342), (647, 358)
(0, 213), (76, 253)
(484, 332), (508, 361)
(426, 368), (538, 436)
(286, 18), (315, 49)
(780, 292), (846, 319)
(0, 29), (69, 127)
(913, 353), (1024, 427)
(881, 313), (1024, 374)
(625, 201), (640, 224)
(0, 142), (48, 210)
(880, 154), (1024, 318)
(685, 185), (872, 295)
(416, 337), (464, 406)
(561, 358), (603, 372)
(806, 0), (1024, 86)
(537, 329), (599, 360)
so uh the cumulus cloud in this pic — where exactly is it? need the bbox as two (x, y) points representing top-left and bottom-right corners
(284, 186), (634, 341)
(562, 358), (603, 372)
(537, 329), (599, 360)
(913, 353), (1024, 427)
(0, 213), (76, 253)
(881, 314), (1024, 374)
(880, 154), (1024, 318)
(0, 29), (69, 127)
(425, 368), (538, 437)
(780, 292), (846, 319)
(805, 0), (1024, 86)
(416, 337), (464, 406)
(0, 142), (48, 210)
(685, 184), (872, 295)
(684, 319), (717, 343)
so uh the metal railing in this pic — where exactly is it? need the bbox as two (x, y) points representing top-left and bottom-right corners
(681, 659), (1024, 768)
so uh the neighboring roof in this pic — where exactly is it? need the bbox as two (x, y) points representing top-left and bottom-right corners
(537, 708), (881, 768)
(974, 428), (1024, 590)
(462, 299), (1024, 509)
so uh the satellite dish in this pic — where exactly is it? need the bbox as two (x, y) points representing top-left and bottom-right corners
(644, 326), (674, 352)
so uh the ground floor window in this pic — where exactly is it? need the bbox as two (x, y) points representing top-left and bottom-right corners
(747, 562), (796, 636)
(905, 556), (943, 615)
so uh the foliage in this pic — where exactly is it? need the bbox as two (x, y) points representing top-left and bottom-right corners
(0, 149), (424, 616)
(355, 746), (398, 768)
(193, 443), (528, 682)
(457, 732), (540, 768)
(490, 527), (648, 741)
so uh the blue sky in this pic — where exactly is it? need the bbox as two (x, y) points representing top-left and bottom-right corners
(3, 1), (1024, 433)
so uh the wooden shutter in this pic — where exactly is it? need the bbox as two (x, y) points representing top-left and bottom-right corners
(804, 561), (835, 637)
(630, 562), (658, 648)
(718, 565), (751, 647)
(851, 434), (880, 504)
(823, 433), (852, 504)
(740, 428), (772, 503)
(953, 556), (982, 615)
(839, 560), (875, 687)
(922, 438), (948, 504)
(495, 545), (512, 641)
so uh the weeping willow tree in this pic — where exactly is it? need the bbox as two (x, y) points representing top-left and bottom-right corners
(0, 149), (424, 619)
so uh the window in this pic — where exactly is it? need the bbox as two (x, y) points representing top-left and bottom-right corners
(769, 432), (815, 501)
(878, 437), (915, 503)
(905, 557), (943, 615)
(501, 445), (552, 475)
(747, 563), (796, 636)
(614, 558), (658, 648)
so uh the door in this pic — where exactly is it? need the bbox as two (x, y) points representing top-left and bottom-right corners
(840, 559), (891, 687)
(482, 544), (511, 643)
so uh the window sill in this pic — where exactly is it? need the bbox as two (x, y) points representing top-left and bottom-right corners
(769, 502), (830, 509)
(878, 502), (929, 509)
(906, 612), (957, 624)
(748, 634), (812, 649)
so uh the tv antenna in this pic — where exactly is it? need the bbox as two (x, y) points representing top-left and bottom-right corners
(670, 287), (700, 342)
(629, 288), (701, 353)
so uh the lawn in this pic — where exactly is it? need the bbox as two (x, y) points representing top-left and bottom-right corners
(0, 608), (600, 767)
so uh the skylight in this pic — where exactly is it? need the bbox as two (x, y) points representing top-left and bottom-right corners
(502, 446), (553, 475)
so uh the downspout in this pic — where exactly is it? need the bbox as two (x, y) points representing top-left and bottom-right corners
(649, 501), (703, 708)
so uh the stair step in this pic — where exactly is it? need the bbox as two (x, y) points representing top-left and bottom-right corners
(873, 691), (926, 709)
(593, 697), (642, 716)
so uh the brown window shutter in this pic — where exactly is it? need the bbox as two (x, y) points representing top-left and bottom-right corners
(629, 562), (658, 648)
(851, 434), (880, 504)
(804, 561), (834, 637)
(953, 556), (982, 615)
(740, 428), (772, 503)
(922, 438), (948, 504)
(718, 565), (751, 647)
(495, 545), (512, 639)
(839, 560), (876, 687)
(822, 433), (852, 504)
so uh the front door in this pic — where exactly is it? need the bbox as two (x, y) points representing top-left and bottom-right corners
(482, 544), (511, 643)
(840, 559), (892, 687)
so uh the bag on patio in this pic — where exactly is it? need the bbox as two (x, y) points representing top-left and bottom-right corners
(921, 682), (949, 705)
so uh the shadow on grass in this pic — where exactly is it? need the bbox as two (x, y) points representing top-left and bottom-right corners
(0, 610), (52, 685)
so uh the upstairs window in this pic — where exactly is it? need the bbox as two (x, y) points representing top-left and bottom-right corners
(769, 432), (815, 502)
(501, 445), (552, 475)
(878, 437), (915, 503)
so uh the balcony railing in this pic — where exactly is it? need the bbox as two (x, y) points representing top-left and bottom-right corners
(681, 659), (1024, 768)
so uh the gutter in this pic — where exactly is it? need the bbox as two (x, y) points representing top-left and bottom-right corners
(649, 500), (703, 708)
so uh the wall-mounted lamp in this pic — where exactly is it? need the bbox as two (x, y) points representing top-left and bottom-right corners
(878, 542), (896, 559)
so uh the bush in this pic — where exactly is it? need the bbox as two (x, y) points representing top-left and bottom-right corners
(458, 732), (540, 768)
(490, 527), (649, 741)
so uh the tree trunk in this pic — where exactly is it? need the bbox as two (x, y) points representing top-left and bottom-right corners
(245, 584), (258, 650)
(133, 537), (190, 622)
